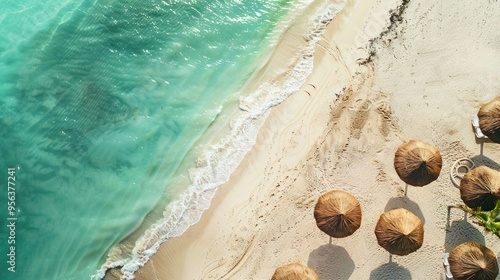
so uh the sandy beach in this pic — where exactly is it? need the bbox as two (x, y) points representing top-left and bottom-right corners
(128, 0), (500, 279)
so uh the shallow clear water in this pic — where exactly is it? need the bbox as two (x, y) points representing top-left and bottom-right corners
(0, 0), (295, 279)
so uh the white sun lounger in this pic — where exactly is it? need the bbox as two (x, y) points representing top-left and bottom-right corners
(443, 253), (454, 279)
(472, 115), (487, 139)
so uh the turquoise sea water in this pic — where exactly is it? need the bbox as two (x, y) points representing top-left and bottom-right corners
(0, 0), (297, 279)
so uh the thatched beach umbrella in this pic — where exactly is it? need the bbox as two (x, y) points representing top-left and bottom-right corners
(314, 190), (362, 238)
(394, 140), (442, 188)
(374, 208), (424, 256)
(449, 241), (499, 280)
(271, 263), (319, 280)
(479, 97), (500, 143)
(460, 166), (500, 211)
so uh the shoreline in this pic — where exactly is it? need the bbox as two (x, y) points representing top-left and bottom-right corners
(133, 0), (500, 279)
(99, 1), (348, 279)
(132, 0), (398, 278)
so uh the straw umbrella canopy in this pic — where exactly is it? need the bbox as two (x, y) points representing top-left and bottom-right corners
(314, 190), (362, 238)
(460, 166), (500, 211)
(449, 241), (499, 280)
(479, 97), (500, 143)
(394, 140), (442, 187)
(374, 208), (424, 256)
(271, 263), (319, 280)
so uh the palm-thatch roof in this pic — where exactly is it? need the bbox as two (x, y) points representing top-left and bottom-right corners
(374, 208), (424, 256)
(271, 263), (319, 280)
(479, 97), (500, 143)
(449, 241), (499, 280)
(314, 190), (362, 238)
(394, 140), (442, 186)
(460, 166), (500, 211)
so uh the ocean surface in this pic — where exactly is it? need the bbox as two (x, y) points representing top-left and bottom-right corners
(0, 0), (306, 279)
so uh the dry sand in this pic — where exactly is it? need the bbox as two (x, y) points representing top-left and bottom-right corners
(133, 0), (500, 279)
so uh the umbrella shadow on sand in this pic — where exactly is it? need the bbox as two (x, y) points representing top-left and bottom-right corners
(308, 244), (355, 280)
(369, 262), (412, 280)
(444, 218), (485, 253)
(470, 154), (500, 171)
(384, 196), (425, 225)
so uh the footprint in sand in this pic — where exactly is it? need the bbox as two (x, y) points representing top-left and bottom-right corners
(348, 98), (373, 112)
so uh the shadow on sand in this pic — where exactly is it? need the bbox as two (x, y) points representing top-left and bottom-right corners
(470, 154), (500, 171)
(384, 196), (426, 224)
(369, 262), (412, 280)
(444, 218), (485, 252)
(445, 206), (500, 268)
(308, 244), (355, 280)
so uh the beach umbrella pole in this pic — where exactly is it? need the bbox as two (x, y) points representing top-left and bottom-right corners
(404, 184), (408, 196)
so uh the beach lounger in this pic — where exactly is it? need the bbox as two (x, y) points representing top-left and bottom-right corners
(443, 253), (454, 279)
(472, 115), (487, 139)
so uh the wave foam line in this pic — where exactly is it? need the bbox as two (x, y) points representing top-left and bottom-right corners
(94, 2), (346, 279)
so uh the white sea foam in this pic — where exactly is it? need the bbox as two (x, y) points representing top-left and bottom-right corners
(94, 2), (345, 279)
